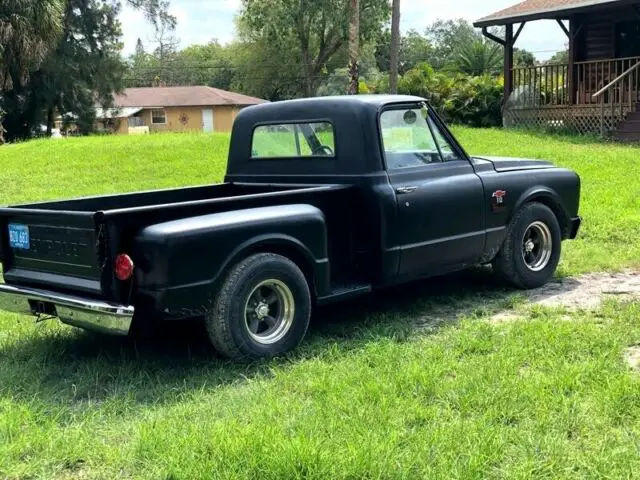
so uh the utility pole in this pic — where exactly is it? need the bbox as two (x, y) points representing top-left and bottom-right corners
(389, 0), (401, 94)
(348, 0), (360, 95)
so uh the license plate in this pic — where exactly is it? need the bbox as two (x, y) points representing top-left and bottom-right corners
(8, 224), (30, 250)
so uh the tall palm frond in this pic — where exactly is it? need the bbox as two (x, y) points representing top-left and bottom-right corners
(455, 39), (502, 76)
(0, 0), (65, 90)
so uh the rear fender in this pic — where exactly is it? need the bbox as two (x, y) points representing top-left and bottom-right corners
(134, 204), (329, 317)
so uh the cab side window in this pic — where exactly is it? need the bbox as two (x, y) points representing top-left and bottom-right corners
(380, 107), (465, 169)
(251, 122), (335, 159)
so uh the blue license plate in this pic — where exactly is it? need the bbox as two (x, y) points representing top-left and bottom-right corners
(8, 224), (30, 250)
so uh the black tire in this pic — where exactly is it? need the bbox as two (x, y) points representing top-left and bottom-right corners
(206, 253), (311, 360)
(492, 202), (562, 289)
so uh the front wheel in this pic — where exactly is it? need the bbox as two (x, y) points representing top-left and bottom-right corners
(206, 253), (311, 360)
(492, 202), (562, 289)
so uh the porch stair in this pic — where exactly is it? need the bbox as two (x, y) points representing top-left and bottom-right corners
(613, 108), (640, 143)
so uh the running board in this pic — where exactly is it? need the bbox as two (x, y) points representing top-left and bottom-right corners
(317, 283), (372, 305)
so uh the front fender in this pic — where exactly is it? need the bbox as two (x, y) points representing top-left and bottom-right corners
(512, 186), (570, 235)
(133, 204), (328, 317)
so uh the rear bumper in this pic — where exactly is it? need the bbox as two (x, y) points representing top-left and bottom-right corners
(568, 216), (582, 239)
(0, 284), (134, 336)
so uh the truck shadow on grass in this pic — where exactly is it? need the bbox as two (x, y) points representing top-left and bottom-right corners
(0, 268), (580, 406)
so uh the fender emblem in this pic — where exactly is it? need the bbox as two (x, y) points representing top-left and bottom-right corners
(492, 190), (507, 204)
(491, 190), (507, 212)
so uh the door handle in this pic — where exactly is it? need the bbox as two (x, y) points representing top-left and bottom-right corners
(396, 186), (418, 194)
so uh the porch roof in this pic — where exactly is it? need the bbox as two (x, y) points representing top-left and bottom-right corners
(474, 0), (626, 27)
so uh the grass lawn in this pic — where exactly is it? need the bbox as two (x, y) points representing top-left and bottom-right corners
(1, 129), (640, 479)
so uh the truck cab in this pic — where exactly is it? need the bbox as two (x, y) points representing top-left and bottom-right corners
(0, 95), (581, 359)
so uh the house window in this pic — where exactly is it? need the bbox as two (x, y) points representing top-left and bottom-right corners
(615, 21), (640, 58)
(251, 122), (335, 159)
(151, 109), (167, 124)
(128, 116), (144, 127)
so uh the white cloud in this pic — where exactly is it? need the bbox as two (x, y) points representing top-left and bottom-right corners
(120, 0), (567, 60)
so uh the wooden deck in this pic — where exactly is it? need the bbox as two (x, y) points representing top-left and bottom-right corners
(506, 56), (640, 136)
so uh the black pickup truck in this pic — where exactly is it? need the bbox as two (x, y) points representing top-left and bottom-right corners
(0, 95), (581, 359)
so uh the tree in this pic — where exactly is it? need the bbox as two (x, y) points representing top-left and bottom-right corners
(348, 0), (360, 95)
(170, 41), (235, 90)
(546, 50), (569, 65)
(454, 38), (502, 76)
(3, 0), (125, 139)
(426, 18), (478, 69)
(150, 0), (179, 85)
(238, 0), (390, 97)
(389, 0), (400, 93)
(125, 38), (159, 87)
(1, 0), (173, 140)
(229, 37), (302, 101)
(126, 0), (175, 28)
(40, 0), (125, 133)
(0, 0), (64, 91)
(318, 47), (382, 96)
(0, 106), (5, 144)
(375, 29), (432, 74)
(135, 37), (145, 57)
(515, 48), (536, 67)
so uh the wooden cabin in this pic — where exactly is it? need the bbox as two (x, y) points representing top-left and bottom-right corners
(474, 0), (640, 139)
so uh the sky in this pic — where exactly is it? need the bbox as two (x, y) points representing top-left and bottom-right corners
(119, 0), (568, 61)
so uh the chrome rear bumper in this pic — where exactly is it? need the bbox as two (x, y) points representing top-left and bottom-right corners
(0, 284), (134, 336)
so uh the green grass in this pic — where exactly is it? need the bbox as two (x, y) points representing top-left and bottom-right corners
(1, 129), (640, 479)
(0, 133), (230, 204)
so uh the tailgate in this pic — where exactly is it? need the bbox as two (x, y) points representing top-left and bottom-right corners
(0, 209), (103, 295)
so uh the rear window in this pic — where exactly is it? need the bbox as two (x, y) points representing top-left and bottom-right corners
(251, 122), (335, 159)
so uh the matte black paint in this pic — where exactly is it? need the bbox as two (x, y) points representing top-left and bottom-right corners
(0, 95), (582, 320)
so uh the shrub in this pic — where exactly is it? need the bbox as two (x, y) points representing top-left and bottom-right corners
(443, 74), (503, 127)
(383, 63), (504, 128)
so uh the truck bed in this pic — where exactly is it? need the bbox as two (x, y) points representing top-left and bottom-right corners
(0, 183), (354, 302)
(11, 183), (303, 212)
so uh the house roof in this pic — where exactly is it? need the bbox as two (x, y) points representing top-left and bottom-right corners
(474, 0), (625, 27)
(112, 86), (266, 108)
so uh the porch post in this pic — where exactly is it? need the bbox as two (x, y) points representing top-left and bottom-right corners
(568, 17), (578, 105)
(504, 24), (514, 102)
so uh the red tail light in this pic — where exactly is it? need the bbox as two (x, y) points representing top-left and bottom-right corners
(114, 254), (134, 281)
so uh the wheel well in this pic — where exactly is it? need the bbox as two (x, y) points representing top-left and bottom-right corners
(527, 196), (569, 238)
(240, 243), (317, 297)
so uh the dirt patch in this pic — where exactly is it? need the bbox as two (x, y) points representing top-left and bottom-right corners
(525, 271), (640, 310)
(624, 346), (640, 372)
(489, 271), (640, 324)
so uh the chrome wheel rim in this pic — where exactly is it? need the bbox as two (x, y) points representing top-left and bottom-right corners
(244, 279), (295, 345)
(521, 221), (553, 272)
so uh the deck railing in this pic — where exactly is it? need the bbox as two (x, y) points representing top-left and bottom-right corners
(510, 56), (640, 108)
(511, 64), (569, 107)
(576, 56), (640, 105)
(592, 61), (640, 135)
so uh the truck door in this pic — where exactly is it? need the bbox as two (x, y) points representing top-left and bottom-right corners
(382, 107), (485, 277)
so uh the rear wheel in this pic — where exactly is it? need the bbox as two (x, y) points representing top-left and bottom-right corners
(492, 203), (562, 289)
(206, 253), (311, 360)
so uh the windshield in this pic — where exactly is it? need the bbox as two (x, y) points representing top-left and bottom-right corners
(380, 107), (459, 169)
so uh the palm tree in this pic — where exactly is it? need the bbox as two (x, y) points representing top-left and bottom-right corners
(0, 0), (64, 91)
(348, 0), (360, 95)
(455, 38), (502, 76)
(389, 0), (401, 93)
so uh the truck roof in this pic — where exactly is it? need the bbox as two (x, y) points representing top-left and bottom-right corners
(246, 94), (427, 113)
(227, 95), (429, 180)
